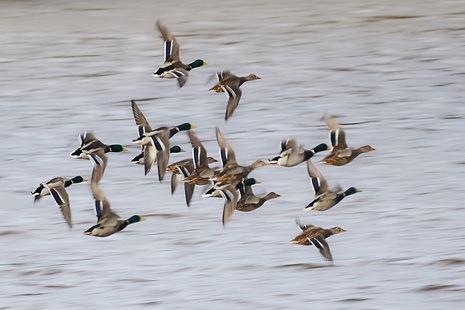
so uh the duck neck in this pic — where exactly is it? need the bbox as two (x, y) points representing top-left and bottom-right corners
(322, 230), (334, 239)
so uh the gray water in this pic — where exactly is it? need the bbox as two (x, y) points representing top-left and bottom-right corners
(1, 0), (465, 309)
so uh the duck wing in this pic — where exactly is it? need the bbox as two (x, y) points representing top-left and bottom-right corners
(306, 160), (329, 196)
(45, 185), (72, 228)
(131, 100), (153, 136)
(91, 175), (119, 225)
(295, 217), (315, 232)
(308, 235), (333, 262)
(323, 114), (348, 152)
(156, 20), (180, 63)
(280, 138), (298, 154)
(223, 85), (242, 121)
(218, 184), (239, 226)
(188, 130), (208, 168)
(217, 70), (235, 82)
(215, 127), (237, 168)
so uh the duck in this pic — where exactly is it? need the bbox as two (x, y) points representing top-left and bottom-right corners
(269, 138), (329, 167)
(304, 160), (361, 211)
(235, 186), (280, 212)
(320, 114), (375, 166)
(152, 20), (208, 88)
(131, 100), (196, 141)
(31, 176), (87, 202)
(131, 100), (195, 181)
(131, 145), (185, 165)
(70, 131), (127, 159)
(209, 71), (261, 120)
(291, 217), (346, 264)
(31, 176), (87, 228)
(212, 127), (269, 185)
(169, 156), (218, 188)
(84, 151), (145, 237)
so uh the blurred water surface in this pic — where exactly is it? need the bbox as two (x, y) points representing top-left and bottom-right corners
(1, 0), (465, 309)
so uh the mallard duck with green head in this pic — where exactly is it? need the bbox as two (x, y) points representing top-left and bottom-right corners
(31, 176), (87, 228)
(70, 131), (127, 160)
(320, 114), (375, 166)
(131, 100), (195, 181)
(269, 138), (329, 167)
(209, 71), (261, 120)
(291, 217), (346, 264)
(84, 152), (145, 237)
(152, 20), (208, 87)
(304, 160), (361, 211)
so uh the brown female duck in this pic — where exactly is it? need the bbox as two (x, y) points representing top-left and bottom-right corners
(209, 71), (261, 120)
(236, 185), (280, 212)
(212, 127), (269, 185)
(320, 114), (375, 166)
(291, 217), (346, 264)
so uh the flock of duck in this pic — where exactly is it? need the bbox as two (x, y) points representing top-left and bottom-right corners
(31, 21), (375, 265)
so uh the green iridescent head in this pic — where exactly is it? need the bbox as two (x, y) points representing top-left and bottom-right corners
(71, 176), (87, 183)
(243, 178), (260, 186)
(169, 145), (185, 153)
(344, 187), (361, 196)
(176, 123), (196, 131)
(313, 143), (329, 153)
(109, 144), (127, 152)
(189, 59), (207, 69)
(127, 215), (146, 224)
(64, 176), (88, 187)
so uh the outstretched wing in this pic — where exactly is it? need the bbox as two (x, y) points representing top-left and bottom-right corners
(295, 217), (315, 232)
(223, 85), (242, 121)
(308, 235), (333, 262)
(156, 20), (180, 62)
(48, 186), (72, 228)
(306, 160), (329, 196)
(218, 184), (239, 226)
(323, 114), (347, 152)
(131, 100), (152, 135)
(215, 127), (237, 168)
(188, 130), (208, 168)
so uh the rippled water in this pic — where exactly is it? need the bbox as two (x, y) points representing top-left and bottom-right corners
(1, 0), (465, 309)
